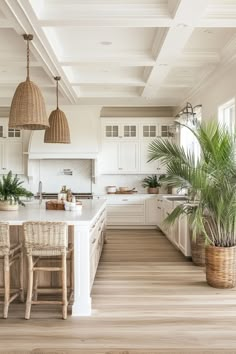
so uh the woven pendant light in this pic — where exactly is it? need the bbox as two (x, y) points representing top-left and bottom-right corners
(44, 76), (70, 144)
(9, 34), (49, 130)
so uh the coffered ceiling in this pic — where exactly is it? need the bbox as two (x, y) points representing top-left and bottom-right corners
(0, 0), (236, 107)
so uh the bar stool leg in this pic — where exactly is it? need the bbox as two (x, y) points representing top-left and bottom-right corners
(25, 255), (33, 320)
(20, 249), (24, 303)
(33, 269), (39, 302)
(3, 255), (10, 319)
(70, 248), (74, 302)
(62, 253), (67, 320)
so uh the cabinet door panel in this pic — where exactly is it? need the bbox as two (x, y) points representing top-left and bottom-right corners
(140, 141), (159, 173)
(100, 142), (119, 173)
(119, 142), (138, 172)
(5, 141), (23, 174)
(0, 140), (6, 172)
(145, 197), (157, 225)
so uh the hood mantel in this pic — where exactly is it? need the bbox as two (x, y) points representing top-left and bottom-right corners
(27, 107), (99, 159)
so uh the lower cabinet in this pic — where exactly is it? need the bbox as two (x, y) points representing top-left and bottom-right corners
(90, 208), (106, 290)
(102, 195), (157, 227)
(157, 197), (191, 257)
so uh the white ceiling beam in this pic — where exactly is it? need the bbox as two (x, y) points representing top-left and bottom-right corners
(142, 0), (210, 98)
(1, 0), (77, 104)
(39, 18), (173, 28)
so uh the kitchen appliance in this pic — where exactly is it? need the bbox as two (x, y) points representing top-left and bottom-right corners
(35, 193), (93, 200)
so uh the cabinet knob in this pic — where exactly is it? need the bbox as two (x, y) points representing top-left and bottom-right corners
(2, 168), (6, 170)
(156, 168), (160, 170)
(118, 168), (123, 170)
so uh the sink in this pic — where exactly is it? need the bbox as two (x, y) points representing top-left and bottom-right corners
(165, 196), (188, 201)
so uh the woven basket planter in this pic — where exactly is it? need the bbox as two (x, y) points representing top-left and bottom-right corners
(191, 233), (206, 266)
(205, 245), (236, 289)
(0, 201), (19, 211)
(148, 187), (159, 194)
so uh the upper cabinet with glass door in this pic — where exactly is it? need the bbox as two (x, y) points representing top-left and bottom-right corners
(103, 121), (138, 140)
(0, 118), (23, 175)
(141, 123), (173, 139)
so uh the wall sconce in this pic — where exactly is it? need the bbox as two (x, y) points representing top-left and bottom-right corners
(175, 102), (202, 126)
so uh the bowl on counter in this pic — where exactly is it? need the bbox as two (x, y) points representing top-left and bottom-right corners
(119, 187), (129, 192)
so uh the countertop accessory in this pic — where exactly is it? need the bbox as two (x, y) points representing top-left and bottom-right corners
(46, 200), (65, 210)
(9, 34), (49, 130)
(106, 186), (117, 194)
(119, 187), (129, 192)
(44, 76), (71, 144)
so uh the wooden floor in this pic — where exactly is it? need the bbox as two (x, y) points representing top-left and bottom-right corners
(1, 229), (236, 354)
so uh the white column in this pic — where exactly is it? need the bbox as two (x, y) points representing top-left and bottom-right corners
(72, 224), (91, 316)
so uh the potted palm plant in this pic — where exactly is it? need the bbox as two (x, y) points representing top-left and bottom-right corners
(0, 171), (33, 210)
(142, 175), (162, 194)
(148, 121), (236, 288)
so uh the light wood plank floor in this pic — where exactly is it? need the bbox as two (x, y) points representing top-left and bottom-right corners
(1, 229), (236, 354)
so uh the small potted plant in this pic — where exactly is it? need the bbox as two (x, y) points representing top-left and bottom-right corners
(142, 175), (161, 194)
(0, 171), (33, 211)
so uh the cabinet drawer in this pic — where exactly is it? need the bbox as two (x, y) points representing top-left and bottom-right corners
(107, 216), (145, 225)
(107, 204), (144, 216)
(106, 198), (144, 205)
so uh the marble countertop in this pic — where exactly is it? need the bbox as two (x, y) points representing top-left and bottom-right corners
(0, 199), (106, 226)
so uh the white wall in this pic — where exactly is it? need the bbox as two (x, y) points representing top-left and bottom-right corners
(180, 63), (236, 122)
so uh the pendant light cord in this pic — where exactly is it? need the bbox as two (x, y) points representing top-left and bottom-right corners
(26, 37), (30, 80)
(56, 79), (59, 109)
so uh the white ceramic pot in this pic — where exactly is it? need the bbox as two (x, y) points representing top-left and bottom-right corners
(0, 201), (19, 211)
(107, 186), (117, 194)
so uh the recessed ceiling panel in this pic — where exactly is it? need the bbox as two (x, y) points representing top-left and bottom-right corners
(185, 28), (236, 51)
(43, 27), (157, 61)
(63, 65), (145, 85)
(74, 85), (141, 97)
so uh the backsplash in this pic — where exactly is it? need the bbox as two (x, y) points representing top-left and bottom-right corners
(27, 159), (92, 194)
(92, 174), (167, 195)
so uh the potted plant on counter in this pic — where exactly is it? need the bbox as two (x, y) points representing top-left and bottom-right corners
(148, 121), (236, 288)
(142, 175), (162, 194)
(0, 171), (33, 211)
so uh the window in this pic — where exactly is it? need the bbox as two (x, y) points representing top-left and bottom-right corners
(218, 99), (235, 133)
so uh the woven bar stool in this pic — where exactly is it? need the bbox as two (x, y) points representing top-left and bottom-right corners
(0, 223), (24, 319)
(23, 221), (72, 320)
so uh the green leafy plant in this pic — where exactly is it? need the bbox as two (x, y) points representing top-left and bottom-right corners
(0, 171), (33, 206)
(148, 121), (236, 247)
(142, 175), (162, 188)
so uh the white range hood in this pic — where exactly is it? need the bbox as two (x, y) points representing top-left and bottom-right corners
(28, 125), (98, 159)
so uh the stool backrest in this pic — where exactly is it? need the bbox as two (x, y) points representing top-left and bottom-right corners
(23, 222), (68, 255)
(0, 223), (10, 255)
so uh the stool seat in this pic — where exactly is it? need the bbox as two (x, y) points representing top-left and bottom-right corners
(0, 223), (24, 318)
(23, 221), (73, 320)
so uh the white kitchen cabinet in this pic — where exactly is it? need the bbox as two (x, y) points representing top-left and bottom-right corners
(119, 141), (138, 172)
(0, 118), (23, 174)
(100, 140), (139, 173)
(177, 213), (191, 257)
(157, 196), (191, 257)
(100, 118), (174, 175)
(103, 121), (138, 140)
(106, 196), (145, 226)
(145, 196), (157, 225)
(90, 208), (106, 289)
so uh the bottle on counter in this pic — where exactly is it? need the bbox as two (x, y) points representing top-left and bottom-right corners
(67, 189), (73, 202)
(58, 185), (67, 201)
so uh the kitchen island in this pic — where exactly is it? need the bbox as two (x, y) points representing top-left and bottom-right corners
(0, 199), (107, 316)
